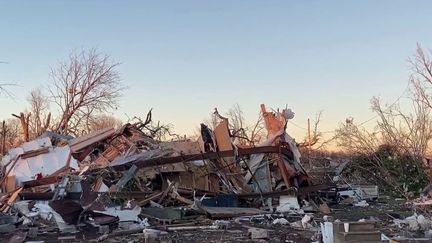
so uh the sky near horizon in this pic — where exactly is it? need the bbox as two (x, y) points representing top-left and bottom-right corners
(1, 1), (432, 139)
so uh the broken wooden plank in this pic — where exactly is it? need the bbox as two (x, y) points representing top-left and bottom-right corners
(105, 146), (294, 172)
(1, 187), (23, 213)
(169, 183), (193, 205)
(109, 165), (138, 192)
(157, 182), (176, 204)
(69, 127), (116, 153)
(2, 176), (16, 193)
(260, 104), (287, 138)
(169, 192), (193, 205)
(276, 157), (291, 188)
(138, 191), (163, 207)
(22, 175), (61, 188)
(213, 120), (233, 152)
(0, 156), (21, 188)
(20, 147), (50, 159)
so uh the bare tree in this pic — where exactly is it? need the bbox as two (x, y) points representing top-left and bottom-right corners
(336, 44), (432, 159)
(332, 44), (432, 196)
(227, 104), (245, 133)
(334, 117), (411, 193)
(247, 112), (265, 145)
(298, 111), (323, 148)
(371, 95), (432, 159)
(0, 119), (22, 153)
(11, 112), (31, 142)
(27, 88), (51, 137)
(335, 118), (381, 158)
(11, 88), (51, 141)
(49, 49), (124, 135)
(87, 114), (123, 132)
(409, 44), (432, 108)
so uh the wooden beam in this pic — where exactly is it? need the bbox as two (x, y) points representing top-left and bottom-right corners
(109, 165), (138, 192)
(1, 187), (23, 212)
(0, 155), (21, 188)
(22, 175), (61, 188)
(104, 146), (294, 172)
(138, 191), (163, 207)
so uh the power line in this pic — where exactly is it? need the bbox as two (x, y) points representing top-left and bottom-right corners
(289, 121), (307, 130)
(289, 121), (335, 134)
(287, 80), (411, 135)
(357, 81), (410, 127)
(321, 130), (336, 134)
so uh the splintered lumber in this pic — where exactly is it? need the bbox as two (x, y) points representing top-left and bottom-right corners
(1, 187), (23, 212)
(12, 112), (30, 142)
(138, 191), (163, 207)
(276, 157), (291, 188)
(213, 120), (233, 152)
(94, 143), (127, 165)
(169, 183), (193, 205)
(0, 156), (21, 188)
(21, 147), (50, 159)
(213, 120), (249, 192)
(157, 182), (176, 204)
(169, 192), (193, 205)
(93, 177), (106, 192)
(109, 165), (138, 192)
(3, 176), (16, 193)
(69, 127), (116, 153)
(22, 175), (61, 188)
(260, 104), (287, 138)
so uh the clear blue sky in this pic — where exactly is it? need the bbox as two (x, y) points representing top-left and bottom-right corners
(1, 1), (431, 138)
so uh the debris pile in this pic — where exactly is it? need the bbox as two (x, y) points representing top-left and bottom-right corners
(0, 104), (328, 241)
(0, 104), (428, 242)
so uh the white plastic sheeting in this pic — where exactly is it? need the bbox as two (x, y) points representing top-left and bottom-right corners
(1, 138), (79, 186)
(1, 137), (51, 162)
(94, 205), (142, 222)
(276, 195), (301, 213)
(320, 222), (334, 243)
(13, 200), (77, 232)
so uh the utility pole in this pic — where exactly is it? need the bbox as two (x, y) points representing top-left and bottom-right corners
(307, 118), (311, 169)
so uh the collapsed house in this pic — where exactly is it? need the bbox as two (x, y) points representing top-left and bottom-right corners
(4, 104), (413, 242)
(0, 104), (319, 216)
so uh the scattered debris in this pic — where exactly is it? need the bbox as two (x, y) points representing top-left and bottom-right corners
(354, 200), (370, 207)
(0, 104), (428, 242)
(272, 218), (289, 225)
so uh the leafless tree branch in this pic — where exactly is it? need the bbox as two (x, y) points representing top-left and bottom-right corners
(49, 48), (124, 135)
